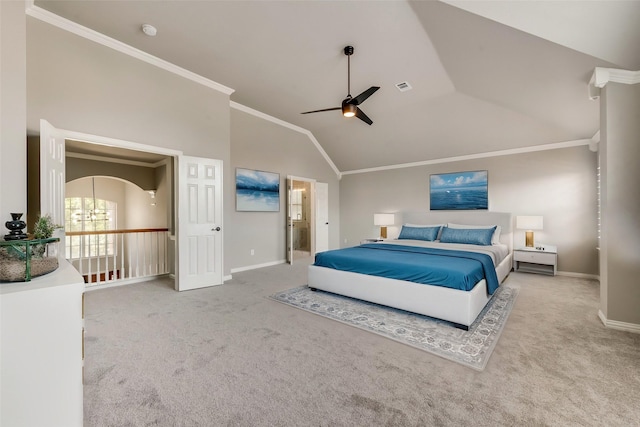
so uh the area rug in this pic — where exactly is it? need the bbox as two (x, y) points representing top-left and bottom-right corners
(270, 284), (518, 371)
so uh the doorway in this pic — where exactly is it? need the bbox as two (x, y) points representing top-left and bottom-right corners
(288, 179), (312, 261)
(35, 120), (223, 291)
(286, 176), (329, 264)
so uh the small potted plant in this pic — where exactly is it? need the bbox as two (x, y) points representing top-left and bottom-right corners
(0, 213), (62, 282)
(33, 213), (62, 239)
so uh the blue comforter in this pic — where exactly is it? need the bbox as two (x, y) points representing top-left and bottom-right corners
(313, 243), (500, 294)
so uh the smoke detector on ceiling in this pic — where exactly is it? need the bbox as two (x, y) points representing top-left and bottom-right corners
(142, 24), (157, 37)
(395, 81), (412, 92)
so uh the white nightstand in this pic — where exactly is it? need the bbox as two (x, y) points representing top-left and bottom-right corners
(514, 245), (557, 276)
(360, 238), (383, 244)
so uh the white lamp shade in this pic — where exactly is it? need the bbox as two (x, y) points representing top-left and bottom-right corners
(374, 213), (395, 226)
(516, 215), (543, 230)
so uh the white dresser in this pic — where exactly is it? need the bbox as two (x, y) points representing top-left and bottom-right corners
(0, 261), (84, 427)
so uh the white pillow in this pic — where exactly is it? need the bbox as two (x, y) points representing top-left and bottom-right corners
(447, 223), (501, 245)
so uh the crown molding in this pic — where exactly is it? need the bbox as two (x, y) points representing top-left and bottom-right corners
(230, 102), (341, 179)
(341, 139), (592, 176)
(25, 4), (234, 96)
(589, 67), (640, 100)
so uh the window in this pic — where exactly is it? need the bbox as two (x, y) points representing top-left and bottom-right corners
(65, 197), (117, 259)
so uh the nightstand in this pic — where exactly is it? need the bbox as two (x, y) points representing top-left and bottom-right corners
(514, 245), (557, 276)
(361, 238), (383, 244)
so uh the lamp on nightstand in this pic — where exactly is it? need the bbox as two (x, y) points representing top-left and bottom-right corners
(374, 213), (395, 239)
(516, 215), (543, 247)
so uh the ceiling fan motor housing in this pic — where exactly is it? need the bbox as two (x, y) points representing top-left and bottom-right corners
(342, 98), (357, 117)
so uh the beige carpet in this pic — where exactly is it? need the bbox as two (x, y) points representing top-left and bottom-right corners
(83, 259), (640, 426)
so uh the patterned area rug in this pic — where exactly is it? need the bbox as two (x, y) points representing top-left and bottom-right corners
(270, 285), (518, 371)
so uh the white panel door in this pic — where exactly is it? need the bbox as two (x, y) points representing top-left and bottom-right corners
(39, 119), (66, 253)
(177, 156), (223, 291)
(315, 182), (329, 253)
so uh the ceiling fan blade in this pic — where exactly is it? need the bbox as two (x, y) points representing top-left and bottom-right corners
(301, 107), (341, 114)
(355, 107), (373, 125)
(349, 86), (380, 106)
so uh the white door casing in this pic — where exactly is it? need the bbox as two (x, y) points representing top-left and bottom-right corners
(315, 182), (329, 254)
(177, 156), (223, 291)
(40, 119), (66, 254)
(286, 178), (293, 264)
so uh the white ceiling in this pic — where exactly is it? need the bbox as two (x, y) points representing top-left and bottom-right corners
(34, 1), (639, 172)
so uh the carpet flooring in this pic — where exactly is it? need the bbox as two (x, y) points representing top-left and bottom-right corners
(83, 259), (640, 426)
(270, 285), (518, 371)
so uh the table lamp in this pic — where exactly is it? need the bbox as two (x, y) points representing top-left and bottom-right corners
(516, 215), (543, 247)
(374, 213), (395, 239)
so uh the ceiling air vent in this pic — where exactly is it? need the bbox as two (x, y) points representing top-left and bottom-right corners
(395, 81), (412, 92)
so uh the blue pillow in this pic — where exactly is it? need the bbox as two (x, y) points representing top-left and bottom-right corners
(397, 226), (441, 241)
(439, 226), (496, 246)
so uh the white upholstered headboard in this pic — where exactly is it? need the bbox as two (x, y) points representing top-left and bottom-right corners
(400, 211), (514, 252)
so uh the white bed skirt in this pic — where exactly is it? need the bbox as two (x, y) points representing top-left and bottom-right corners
(308, 254), (513, 327)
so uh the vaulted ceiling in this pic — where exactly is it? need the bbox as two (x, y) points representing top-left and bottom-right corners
(34, 1), (640, 172)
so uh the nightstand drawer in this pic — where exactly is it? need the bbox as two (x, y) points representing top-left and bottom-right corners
(514, 251), (556, 264)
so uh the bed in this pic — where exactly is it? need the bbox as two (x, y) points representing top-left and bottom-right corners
(307, 211), (513, 329)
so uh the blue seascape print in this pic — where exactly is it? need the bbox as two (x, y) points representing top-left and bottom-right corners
(236, 168), (280, 212)
(430, 171), (488, 210)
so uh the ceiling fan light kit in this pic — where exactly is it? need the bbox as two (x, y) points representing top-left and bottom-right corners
(342, 102), (357, 117)
(301, 45), (380, 125)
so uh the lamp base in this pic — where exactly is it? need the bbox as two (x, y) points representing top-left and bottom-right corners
(380, 226), (388, 239)
(525, 231), (534, 247)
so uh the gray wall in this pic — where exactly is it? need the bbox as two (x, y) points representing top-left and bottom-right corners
(340, 146), (598, 275)
(229, 108), (340, 270)
(26, 19), (231, 157)
(25, 17), (341, 276)
(66, 157), (159, 191)
(599, 82), (640, 325)
(25, 17), (234, 274)
(0, 1), (27, 219)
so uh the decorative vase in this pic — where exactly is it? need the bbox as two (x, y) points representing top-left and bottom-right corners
(4, 213), (28, 241)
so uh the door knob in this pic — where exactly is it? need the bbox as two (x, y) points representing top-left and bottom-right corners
(212, 227), (221, 231)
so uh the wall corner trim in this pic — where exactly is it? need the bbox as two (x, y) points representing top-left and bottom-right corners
(598, 310), (640, 334)
(25, 4), (235, 96)
(230, 101), (342, 179)
(589, 67), (640, 100)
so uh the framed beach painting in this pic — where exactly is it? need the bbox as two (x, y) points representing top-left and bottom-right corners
(429, 170), (488, 210)
(236, 168), (280, 212)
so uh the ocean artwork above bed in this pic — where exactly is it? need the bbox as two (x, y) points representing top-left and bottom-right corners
(430, 170), (488, 210)
(236, 168), (280, 212)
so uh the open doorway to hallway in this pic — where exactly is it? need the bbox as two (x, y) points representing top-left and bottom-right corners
(65, 175), (170, 286)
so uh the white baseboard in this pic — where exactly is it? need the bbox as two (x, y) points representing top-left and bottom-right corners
(230, 259), (287, 274)
(223, 274), (233, 282)
(598, 310), (640, 334)
(557, 271), (600, 280)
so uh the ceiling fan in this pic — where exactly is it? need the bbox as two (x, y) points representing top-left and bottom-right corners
(301, 46), (380, 125)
